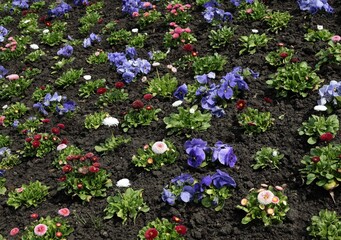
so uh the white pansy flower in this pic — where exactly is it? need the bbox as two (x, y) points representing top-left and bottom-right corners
(151, 141), (169, 154)
(314, 105), (327, 111)
(30, 44), (39, 50)
(172, 100), (183, 107)
(83, 75), (92, 80)
(102, 117), (119, 127)
(116, 178), (131, 187)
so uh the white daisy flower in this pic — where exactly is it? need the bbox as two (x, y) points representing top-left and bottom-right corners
(102, 117), (119, 127)
(116, 178), (131, 187)
(257, 190), (274, 205)
(151, 141), (168, 154)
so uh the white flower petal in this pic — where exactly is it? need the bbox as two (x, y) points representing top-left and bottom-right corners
(251, 29), (259, 33)
(131, 28), (139, 33)
(102, 117), (119, 127)
(30, 44), (39, 50)
(172, 100), (183, 107)
(116, 178), (131, 187)
(152, 62), (160, 67)
(83, 75), (92, 80)
(314, 105), (327, 111)
(317, 25), (323, 30)
(57, 144), (67, 151)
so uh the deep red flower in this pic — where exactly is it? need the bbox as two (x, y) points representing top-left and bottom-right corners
(145, 105), (153, 110)
(311, 156), (320, 163)
(79, 156), (86, 161)
(22, 10), (28, 16)
(85, 152), (94, 159)
(40, 86), (46, 90)
(183, 44), (194, 52)
(279, 52), (288, 58)
(263, 97), (273, 103)
(32, 140), (40, 148)
(88, 166), (99, 173)
(34, 134), (42, 141)
(143, 93), (153, 101)
(132, 99), (144, 109)
(290, 57), (300, 63)
(52, 127), (60, 135)
(92, 162), (101, 168)
(97, 18), (103, 24)
(320, 132), (334, 142)
(21, 129), (28, 135)
(57, 123), (65, 129)
(57, 176), (67, 182)
(91, 156), (99, 162)
(45, 21), (52, 27)
(115, 81), (125, 89)
(236, 100), (246, 110)
(39, 16), (47, 23)
(96, 87), (107, 95)
(144, 228), (158, 240)
(77, 183), (83, 189)
(62, 164), (72, 173)
(41, 118), (50, 123)
(25, 137), (32, 143)
(61, 138), (68, 144)
(66, 155), (74, 161)
(175, 225), (187, 235)
(30, 213), (39, 219)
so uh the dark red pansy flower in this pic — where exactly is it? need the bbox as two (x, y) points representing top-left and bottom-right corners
(62, 164), (72, 173)
(175, 225), (187, 235)
(290, 57), (300, 63)
(88, 166), (99, 173)
(32, 140), (40, 148)
(236, 99), (246, 110)
(51, 127), (60, 135)
(132, 99), (144, 109)
(144, 228), (158, 240)
(183, 44), (194, 52)
(143, 93), (153, 101)
(57, 176), (66, 182)
(34, 134), (42, 141)
(263, 97), (273, 103)
(41, 118), (50, 123)
(85, 152), (95, 159)
(279, 52), (288, 58)
(115, 81), (125, 89)
(320, 132), (333, 142)
(96, 87), (107, 95)
(311, 156), (320, 163)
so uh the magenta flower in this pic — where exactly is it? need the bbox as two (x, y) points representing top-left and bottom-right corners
(58, 207), (70, 217)
(34, 224), (48, 236)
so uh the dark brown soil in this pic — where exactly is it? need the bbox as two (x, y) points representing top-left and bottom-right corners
(1, 0), (341, 239)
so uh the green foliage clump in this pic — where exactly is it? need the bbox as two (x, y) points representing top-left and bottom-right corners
(209, 26), (235, 49)
(266, 62), (323, 97)
(7, 181), (49, 209)
(79, 79), (106, 98)
(298, 114), (339, 144)
(104, 188), (149, 224)
(192, 53), (227, 75)
(84, 111), (109, 129)
(239, 33), (270, 55)
(55, 68), (83, 88)
(237, 107), (274, 134)
(304, 29), (334, 42)
(163, 105), (211, 136)
(1, 102), (29, 126)
(265, 11), (291, 33)
(252, 147), (284, 170)
(301, 144), (341, 191)
(307, 209), (341, 239)
(147, 73), (178, 98)
(95, 135), (131, 153)
(132, 140), (179, 170)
